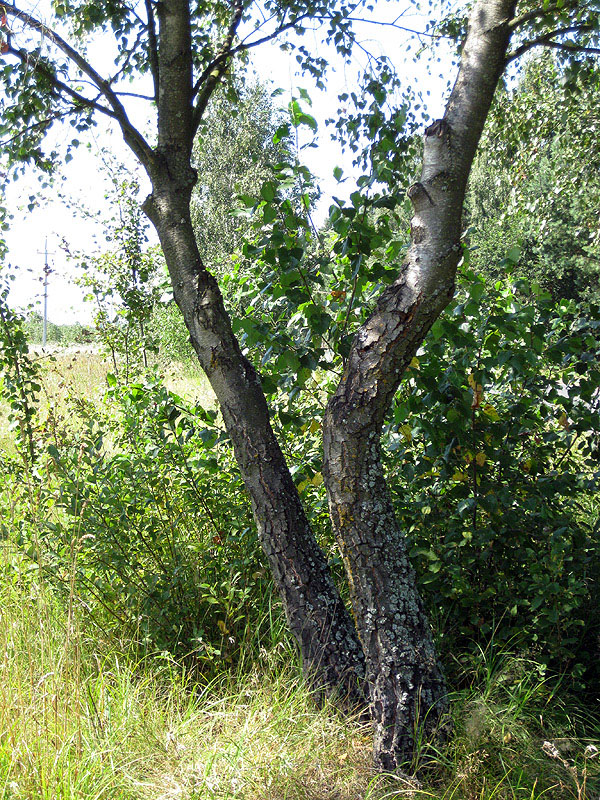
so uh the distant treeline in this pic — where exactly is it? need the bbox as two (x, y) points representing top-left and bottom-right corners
(22, 311), (97, 345)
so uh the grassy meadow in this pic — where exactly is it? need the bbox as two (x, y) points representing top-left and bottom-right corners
(0, 347), (599, 799)
(0, 347), (214, 452)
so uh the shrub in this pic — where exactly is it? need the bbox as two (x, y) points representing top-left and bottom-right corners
(386, 268), (600, 683)
(35, 374), (272, 668)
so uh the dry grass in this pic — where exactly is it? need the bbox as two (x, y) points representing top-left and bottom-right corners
(0, 347), (215, 454)
(32, 348), (215, 409)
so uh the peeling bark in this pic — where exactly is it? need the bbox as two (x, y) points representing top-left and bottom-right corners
(323, 0), (517, 769)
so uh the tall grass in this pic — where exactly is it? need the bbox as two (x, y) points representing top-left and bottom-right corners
(1, 552), (598, 800)
(0, 558), (376, 800)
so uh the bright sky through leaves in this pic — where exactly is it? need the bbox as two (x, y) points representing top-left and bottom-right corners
(2, 1), (451, 323)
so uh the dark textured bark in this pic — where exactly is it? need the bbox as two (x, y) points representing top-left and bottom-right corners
(130, 0), (367, 706)
(142, 169), (365, 704)
(323, 0), (517, 770)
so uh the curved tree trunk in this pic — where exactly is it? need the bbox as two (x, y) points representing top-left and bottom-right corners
(323, 0), (517, 769)
(143, 170), (366, 705)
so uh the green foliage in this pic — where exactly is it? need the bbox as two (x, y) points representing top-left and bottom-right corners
(73, 172), (165, 378)
(227, 104), (600, 684)
(192, 81), (292, 277)
(228, 96), (412, 407)
(144, 79), (295, 366)
(150, 302), (196, 365)
(32, 374), (270, 666)
(468, 54), (600, 302)
(0, 0), (373, 176)
(386, 268), (600, 681)
(22, 310), (96, 344)
(0, 267), (42, 463)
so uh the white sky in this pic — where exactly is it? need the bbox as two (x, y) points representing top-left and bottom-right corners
(2, 4), (455, 323)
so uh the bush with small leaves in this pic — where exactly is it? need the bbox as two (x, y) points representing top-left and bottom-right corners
(386, 267), (600, 685)
(36, 374), (273, 669)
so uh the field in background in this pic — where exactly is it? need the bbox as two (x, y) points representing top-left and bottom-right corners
(0, 346), (215, 453)
(31, 346), (215, 406)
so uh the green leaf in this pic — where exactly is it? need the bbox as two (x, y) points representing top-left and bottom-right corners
(260, 182), (277, 202)
(273, 124), (290, 144)
(506, 245), (521, 264)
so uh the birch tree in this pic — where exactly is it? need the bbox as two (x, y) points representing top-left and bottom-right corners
(1, 0), (597, 768)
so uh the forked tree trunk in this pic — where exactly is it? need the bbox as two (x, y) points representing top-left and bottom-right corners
(143, 175), (366, 705)
(323, 0), (516, 769)
(141, 0), (516, 771)
(0, 0), (581, 775)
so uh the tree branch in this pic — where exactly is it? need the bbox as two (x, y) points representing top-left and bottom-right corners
(191, 7), (311, 132)
(115, 90), (156, 101)
(107, 26), (146, 87)
(0, 106), (79, 147)
(540, 39), (600, 54)
(320, 15), (439, 39)
(5, 3), (155, 167)
(191, 0), (244, 132)
(508, 0), (585, 29)
(144, 0), (159, 101)
(232, 14), (307, 55)
(8, 45), (116, 118)
(507, 24), (598, 61)
(193, 7), (315, 111)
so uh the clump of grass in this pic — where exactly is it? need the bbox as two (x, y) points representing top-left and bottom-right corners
(2, 557), (598, 800)
(400, 644), (600, 800)
(0, 564), (375, 800)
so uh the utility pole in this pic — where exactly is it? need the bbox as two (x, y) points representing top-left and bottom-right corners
(37, 238), (55, 347)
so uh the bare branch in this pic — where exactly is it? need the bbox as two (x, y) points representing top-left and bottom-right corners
(115, 90), (156, 100)
(533, 39), (600, 54)
(324, 16), (439, 39)
(231, 14), (308, 55)
(235, 7), (294, 45)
